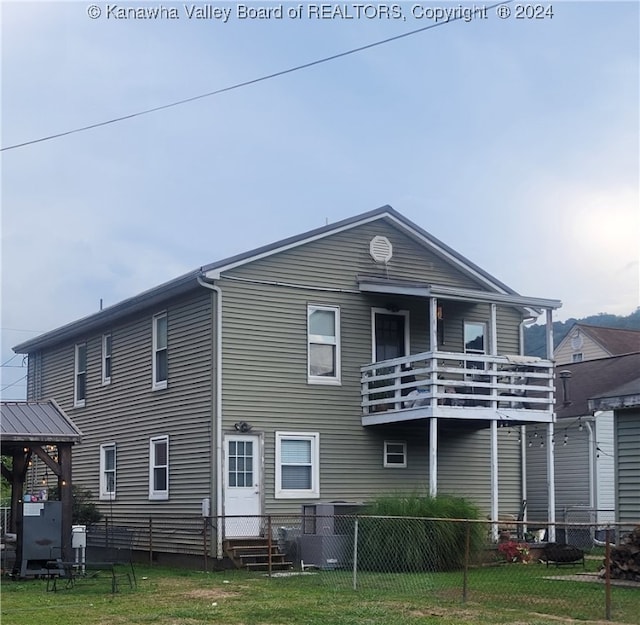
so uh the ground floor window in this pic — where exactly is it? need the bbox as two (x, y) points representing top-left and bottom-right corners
(100, 442), (116, 499)
(384, 440), (407, 468)
(275, 432), (319, 499)
(149, 435), (169, 500)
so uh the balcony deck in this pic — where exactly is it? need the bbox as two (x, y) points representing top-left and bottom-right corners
(361, 351), (555, 426)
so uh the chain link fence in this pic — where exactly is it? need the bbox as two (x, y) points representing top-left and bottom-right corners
(7, 511), (638, 622)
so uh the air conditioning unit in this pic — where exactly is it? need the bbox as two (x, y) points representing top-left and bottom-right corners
(299, 502), (365, 570)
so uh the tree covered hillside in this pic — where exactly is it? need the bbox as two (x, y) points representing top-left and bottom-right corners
(524, 308), (640, 358)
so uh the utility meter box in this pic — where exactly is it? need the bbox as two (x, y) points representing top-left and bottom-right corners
(71, 525), (87, 548)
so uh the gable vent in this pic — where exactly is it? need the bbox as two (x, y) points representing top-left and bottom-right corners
(370, 236), (393, 263)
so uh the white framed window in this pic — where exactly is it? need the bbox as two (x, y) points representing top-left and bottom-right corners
(275, 432), (320, 499)
(307, 305), (341, 384)
(102, 333), (112, 385)
(572, 353), (583, 363)
(99, 443), (116, 500)
(149, 435), (169, 500)
(464, 321), (486, 371)
(384, 441), (407, 468)
(74, 343), (87, 407)
(152, 313), (168, 390)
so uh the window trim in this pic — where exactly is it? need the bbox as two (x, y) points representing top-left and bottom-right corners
(307, 305), (341, 385)
(74, 343), (87, 408)
(102, 333), (112, 385)
(152, 312), (168, 391)
(384, 440), (407, 468)
(99, 442), (117, 500)
(149, 435), (169, 501)
(463, 321), (487, 356)
(275, 431), (320, 499)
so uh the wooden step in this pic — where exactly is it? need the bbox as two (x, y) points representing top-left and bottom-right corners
(224, 538), (292, 571)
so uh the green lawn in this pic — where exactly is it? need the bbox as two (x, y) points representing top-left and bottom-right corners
(1, 562), (638, 625)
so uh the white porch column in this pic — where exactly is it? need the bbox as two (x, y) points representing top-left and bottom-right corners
(429, 297), (438, 351)
(429, 417), (438, 497)
(546, 421), (556, 541)
(490, 419), (499, 541)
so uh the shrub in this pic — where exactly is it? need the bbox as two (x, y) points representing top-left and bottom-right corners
(357, 493), (484, 572)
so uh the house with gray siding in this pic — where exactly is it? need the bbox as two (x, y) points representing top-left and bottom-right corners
(589, 377), (640, 526)
(13, 206), (562, 559)
(526, 352), (640, 535)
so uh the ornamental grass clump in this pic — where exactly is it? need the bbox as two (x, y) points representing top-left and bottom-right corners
(357, 493), (484, 572)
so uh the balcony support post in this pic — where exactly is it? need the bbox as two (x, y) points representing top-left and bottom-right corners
(546, 421), (556, 541)
(490, 419), (499, 541)
(429, 417), (438, 497)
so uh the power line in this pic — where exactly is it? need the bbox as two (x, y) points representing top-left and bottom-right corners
(1, 2), (511, 152)
(1, 375), (27, 392)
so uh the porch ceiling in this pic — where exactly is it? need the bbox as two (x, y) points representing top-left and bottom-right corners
(357, 277), (562, 311)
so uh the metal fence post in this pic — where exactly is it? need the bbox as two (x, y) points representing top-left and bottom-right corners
(149, 517), (153, 566)
(605, 527), (612, 621)
(352, 516), (359, 591)
(203, 517), (208, 573)
(267, 515), (272, 578)
(462, 521), (470, 603)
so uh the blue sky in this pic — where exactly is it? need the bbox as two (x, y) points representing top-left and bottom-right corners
(1, 0), (638, 399)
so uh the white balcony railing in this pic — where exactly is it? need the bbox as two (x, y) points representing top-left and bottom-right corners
(361, 352), (554, 422)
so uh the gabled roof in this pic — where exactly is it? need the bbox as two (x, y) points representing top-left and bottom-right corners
(555, 352), (640, 418)
(13, 205), (560, 354)
(0, 400), (82, 446)
(558, 323), (640, 357)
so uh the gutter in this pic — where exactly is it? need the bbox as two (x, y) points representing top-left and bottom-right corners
(197, 275), (224, 559)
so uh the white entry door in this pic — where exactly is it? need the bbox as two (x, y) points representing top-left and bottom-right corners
(224, 434), (262, 537)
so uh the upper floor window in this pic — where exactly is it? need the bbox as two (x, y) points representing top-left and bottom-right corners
(74, 343), (87, 407)
(384, 441), (407, 468)
(149, 435), (169, 500)
(102, 334), (112, 385)
(464, 321), (486, 371)
(275, 432), (320, 499)
(99, 443), (116, 500)
(307, 305), (341, 384)
(572, 353), (583, 363)
(152, 313), (168, 390)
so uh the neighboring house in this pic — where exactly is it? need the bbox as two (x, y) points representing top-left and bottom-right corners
(554, 323), (640, 365)
(13, 206), (562, 558)
(589, 377), (640, 526)
(526, 352), (640, 529)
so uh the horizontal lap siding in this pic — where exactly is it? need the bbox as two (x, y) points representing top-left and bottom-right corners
(525, 425), (590, 522)
(616, 410), (640, 524)
(33, 291), (214, 519)
(221, 221), (522, 513)
(437, 426), (521, 516)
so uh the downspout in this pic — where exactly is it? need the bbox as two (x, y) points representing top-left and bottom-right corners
(585, 419), (596, 510)
(197, 275), (224, 559)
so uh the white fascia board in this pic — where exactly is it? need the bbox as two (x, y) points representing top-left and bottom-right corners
(358, 279), (561, 310)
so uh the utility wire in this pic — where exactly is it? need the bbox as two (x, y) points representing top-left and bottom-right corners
(1, 375), (27, 392)
(1, 1), (511, 152)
